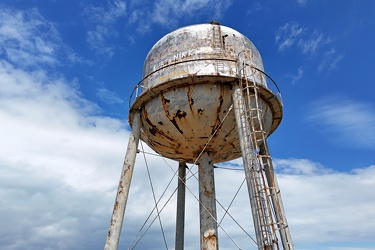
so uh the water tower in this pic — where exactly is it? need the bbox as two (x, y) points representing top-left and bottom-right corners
(105, 22), (294, 250)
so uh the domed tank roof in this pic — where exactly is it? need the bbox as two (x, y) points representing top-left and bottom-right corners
(140, 23), (266, 94)
(130, 23), (282, 163)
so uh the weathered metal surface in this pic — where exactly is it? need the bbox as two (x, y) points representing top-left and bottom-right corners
(142, 24), (265, 89)
(124, 23), (292, 249)
(105, 113), (141, 250)
(141, 83), (237, 163)
(233, 73), (294, 250)
(129, 23), (282, 163)
(175, 162), (187, 250)
(259, 143), (294, 250)
(136, 82), (275, 163)
(232, 85), (264, 248)
(198, 152), (218, 250)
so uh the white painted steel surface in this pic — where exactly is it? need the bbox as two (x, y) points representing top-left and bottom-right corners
(130, 24), (282, 164)
(105, 113), (141, 250)
(198, 152), (218, 250)
(175, 162), (187, 250)
(142, 24), (265, 89)
(121, 22), (293, 250)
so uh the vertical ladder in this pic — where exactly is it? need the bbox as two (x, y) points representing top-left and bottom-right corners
(234, 60), (279, 250)
(212, 23), (222, 49)
(244, 62), (293, 250)
(243, 73), (279, 249)
(212, 23), (225, 74)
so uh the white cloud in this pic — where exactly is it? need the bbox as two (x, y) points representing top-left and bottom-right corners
(83, 0), (127, 56)
(318, 48), (344, 72)
(0, 8), (59, 68)
(299, 30), (329, 55)
(297, 0), (308, 7)
(291, 67), (304, 84)
(275, 158), (331, 175)
(97, 87), (124, 105)
(308, 97), (375, 149)
(2, 79), (375, 249)
(130, 0), (233, 33)
(276, 22), (331, 55)
(275, 22), (305, 51)
(121, 154), (375, 249)
(0, 58), (129, 249)
(0, 6), (128, 248)
(276, 160), (375, 247)
(280, 66), (304, 85)
(276, 22), (343, 72)
(0, 60), (127, 191)
(1, 56), (375, 248)
(0, 7), (84, 69)
(247, 2), (263, 14)
(0, 4), (374, 249)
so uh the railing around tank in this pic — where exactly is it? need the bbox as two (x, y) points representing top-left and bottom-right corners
(129, 59), (282, 109)
(250, 65), (283, 106)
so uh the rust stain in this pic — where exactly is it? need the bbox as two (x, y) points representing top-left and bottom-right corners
(187, 85), (194, 111)
(118, 181), (124, 194)
(142, 109), (178, 141)
(142, 108), (182, 141)
(170, 117), (184, 134)
(204, 234), (217, 240)
(161, 94), (184, 134)
(123, 165), (130, 176)
(151, 126), (178, 142)
(176, 110), (187, 118)
(211, 94), (224, 135)
(114, 202), (119, 211)
(143, 111), (158, 136)
(203, 231), (218, 250)
(161, 94), (171, 117)
(149, 126), (157, 136)
(204, 188), (213, 196)
(173, 142), (184, 155)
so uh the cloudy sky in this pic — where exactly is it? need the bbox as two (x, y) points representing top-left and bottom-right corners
(1, 0), (374, 249)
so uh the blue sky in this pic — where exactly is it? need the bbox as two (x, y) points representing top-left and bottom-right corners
(0, 0), (374, 249)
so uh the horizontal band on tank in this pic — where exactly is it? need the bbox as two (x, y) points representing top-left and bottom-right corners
(129, 60), (281, 109)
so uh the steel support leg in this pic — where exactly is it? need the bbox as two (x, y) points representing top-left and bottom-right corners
(259, 143), (294, 250)
(198, 152), (218, 250)
(175, 162), (187, 250)
(232, 84), (264, 249)
(104, 112), (141, 250)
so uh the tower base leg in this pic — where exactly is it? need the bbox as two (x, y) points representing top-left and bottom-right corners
(198, 152), (218, 250)
(104, 112), (141, 250)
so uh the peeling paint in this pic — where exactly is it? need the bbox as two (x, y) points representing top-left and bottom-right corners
(130, 24), (282, 164)
(187, 85), (194, 111)
(175, 110), (187, 118)
(114, 202), (119, 211)
(210, 95), (224, 135)
(123, 166), (130, 176)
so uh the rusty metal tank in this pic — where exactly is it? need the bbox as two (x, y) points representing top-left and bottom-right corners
(130, 23), (282, 163)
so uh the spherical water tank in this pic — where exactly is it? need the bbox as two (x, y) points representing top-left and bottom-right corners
(130, 23), (282, 163)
